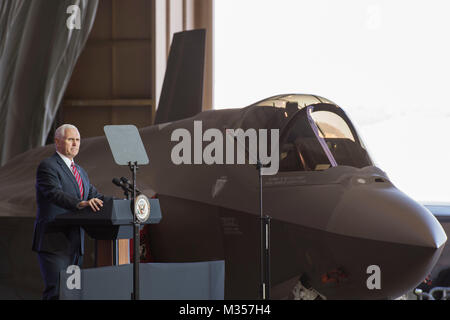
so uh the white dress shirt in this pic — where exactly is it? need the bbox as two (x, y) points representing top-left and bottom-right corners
(56, 151), (76, 173)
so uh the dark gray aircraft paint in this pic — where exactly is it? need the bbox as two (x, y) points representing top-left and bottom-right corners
(0, 30), (446, 299)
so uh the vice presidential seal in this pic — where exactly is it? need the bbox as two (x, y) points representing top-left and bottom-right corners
(134, 194), (150, 223)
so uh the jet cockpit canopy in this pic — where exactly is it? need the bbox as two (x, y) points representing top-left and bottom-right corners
(239, 94), (373, 172)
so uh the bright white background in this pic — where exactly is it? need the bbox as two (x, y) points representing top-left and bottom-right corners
(214, 0), (450, 203)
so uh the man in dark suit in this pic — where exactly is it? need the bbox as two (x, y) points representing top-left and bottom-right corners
(32, 124), (104, 300)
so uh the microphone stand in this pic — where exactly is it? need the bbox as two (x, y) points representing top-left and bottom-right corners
(226, 131), (271, 300)
(256, 160), (271, 300)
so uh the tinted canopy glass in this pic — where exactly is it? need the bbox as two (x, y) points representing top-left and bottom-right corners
(241, 94), (373, 171)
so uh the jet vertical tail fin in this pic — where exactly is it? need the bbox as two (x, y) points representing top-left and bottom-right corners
(154, 29), (206, 125)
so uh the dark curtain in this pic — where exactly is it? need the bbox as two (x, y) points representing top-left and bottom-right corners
(0, 0), (98, 165)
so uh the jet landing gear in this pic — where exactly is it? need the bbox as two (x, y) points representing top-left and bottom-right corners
(291, 275), (326, 300)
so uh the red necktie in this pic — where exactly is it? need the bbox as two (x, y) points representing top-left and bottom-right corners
(71, 162), (84, 199)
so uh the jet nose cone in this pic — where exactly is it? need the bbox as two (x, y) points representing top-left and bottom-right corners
(325, 177), (447, 298)
(328, 178), (447, 249)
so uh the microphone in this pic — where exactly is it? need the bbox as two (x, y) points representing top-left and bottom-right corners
(112, 177), (132, 193)
(120, 177), (142, 195)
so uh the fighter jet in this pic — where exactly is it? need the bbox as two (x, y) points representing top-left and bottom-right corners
(0, 29), (446, 299)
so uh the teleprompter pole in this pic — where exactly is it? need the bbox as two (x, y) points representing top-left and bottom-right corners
(130, 161), (140, 300)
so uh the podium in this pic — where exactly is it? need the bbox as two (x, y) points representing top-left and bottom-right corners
(55, 198), (162, 266)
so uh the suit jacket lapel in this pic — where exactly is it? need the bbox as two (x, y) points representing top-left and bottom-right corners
(53, 153), (81, 199)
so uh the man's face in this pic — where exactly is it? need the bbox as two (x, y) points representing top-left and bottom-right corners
(55, 128), (80, 160)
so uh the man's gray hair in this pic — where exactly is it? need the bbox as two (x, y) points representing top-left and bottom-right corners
(55, 124), (79, 140)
